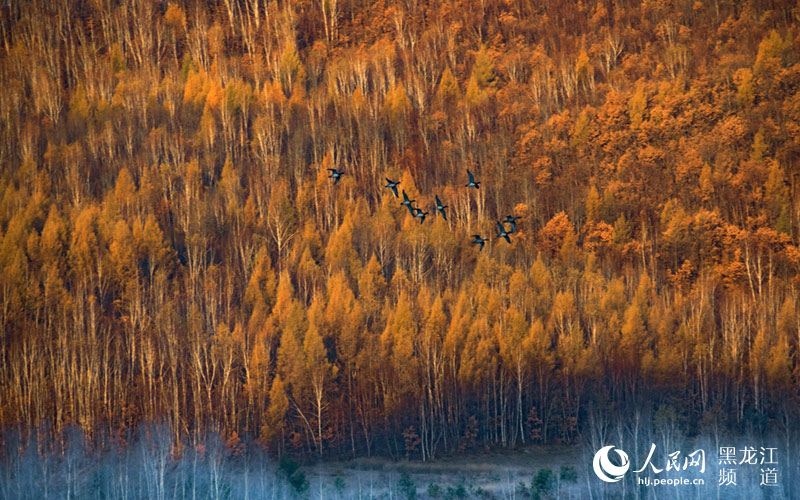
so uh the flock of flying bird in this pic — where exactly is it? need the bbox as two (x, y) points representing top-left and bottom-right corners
(328, 168), (520, 251)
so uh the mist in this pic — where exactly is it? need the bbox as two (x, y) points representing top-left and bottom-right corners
(1, 420), (795, 499)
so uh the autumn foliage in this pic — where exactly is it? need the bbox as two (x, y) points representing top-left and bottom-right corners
(0, 0), (799, 460)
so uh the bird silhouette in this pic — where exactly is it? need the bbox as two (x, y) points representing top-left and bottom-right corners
(465, 170), (480, 189)
(471, 235), (487, 251)
(434, 195), (448, 220)
(328, 168), (344, 184)
(413, 208), (429, 223)
(496, 221), (511, 243)
(385, 178), (400, 197)
(401, 190), (415, 207)
(503, 215), (521, 233)
(405, 203), (417, 216)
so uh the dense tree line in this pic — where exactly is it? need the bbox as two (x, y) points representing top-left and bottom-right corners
(1, 0), (799, 463)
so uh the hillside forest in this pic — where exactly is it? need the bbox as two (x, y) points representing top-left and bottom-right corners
(1, 0), (800, 469)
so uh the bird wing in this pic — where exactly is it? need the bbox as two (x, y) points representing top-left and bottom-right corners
(467, 170), (475, 183)
(496, 221), (506, 233)
(435, 195), (442, 206)
(390, 185), (398, 197)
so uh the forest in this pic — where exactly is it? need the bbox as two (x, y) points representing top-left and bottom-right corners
(1, 0), (800, 494)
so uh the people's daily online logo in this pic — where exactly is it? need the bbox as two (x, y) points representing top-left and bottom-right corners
(593, 445), (630, 482)
(592, 443), (705, 487)
(591, 444), (781, 488)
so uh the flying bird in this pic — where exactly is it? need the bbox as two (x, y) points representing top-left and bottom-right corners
(471, 235), (487, 251)
(413, 208), (429, 223)
(385, 178), (400, 197)
(496, 221), (511, 243)
(401, 190), (415, 208)
(328, 168), (344, 184)
(434, 195), (448, 221)
(465, 170), (480, 189)
(503, 215), (521, 233)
